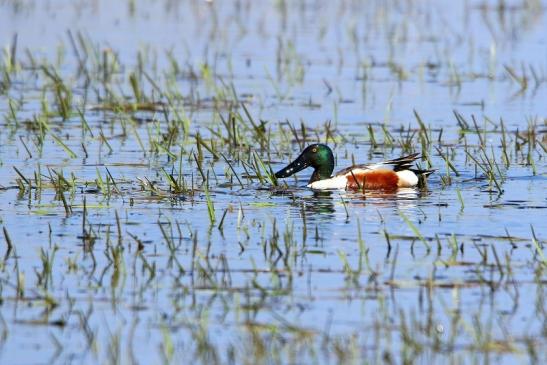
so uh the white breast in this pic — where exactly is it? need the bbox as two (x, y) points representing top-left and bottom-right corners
(307, 175), (348, 190)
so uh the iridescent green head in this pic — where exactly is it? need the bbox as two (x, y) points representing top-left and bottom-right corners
(275, 144), (334, 184)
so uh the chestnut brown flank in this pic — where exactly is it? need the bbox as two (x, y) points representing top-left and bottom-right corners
(345, 169), (399, 190)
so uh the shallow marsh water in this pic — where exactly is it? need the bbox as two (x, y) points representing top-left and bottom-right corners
(0, 1), (546, 364)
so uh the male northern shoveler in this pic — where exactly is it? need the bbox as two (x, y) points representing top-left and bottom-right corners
(275, 144), (434, 190)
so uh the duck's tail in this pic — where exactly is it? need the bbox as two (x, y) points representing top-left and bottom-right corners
(410, 168), (436, 177)
(410, 167), (436, 189)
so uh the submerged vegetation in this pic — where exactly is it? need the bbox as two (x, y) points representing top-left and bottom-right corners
(0, 0), (545, 364)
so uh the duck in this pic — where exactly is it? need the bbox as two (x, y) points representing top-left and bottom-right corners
(275, 144), (434, 190)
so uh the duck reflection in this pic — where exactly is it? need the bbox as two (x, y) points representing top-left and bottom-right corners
(305, 190), (336, 215)
(275, 190), (335, 215)
(273, 184), (432, 220)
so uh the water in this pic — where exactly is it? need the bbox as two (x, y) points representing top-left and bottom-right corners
(0, 0), (545, 364)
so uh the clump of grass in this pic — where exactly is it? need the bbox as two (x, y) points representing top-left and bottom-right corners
(204, 181), (215, 224)
(399, 212), (430, 251)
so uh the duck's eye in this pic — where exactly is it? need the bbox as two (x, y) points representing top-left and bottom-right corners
(312, 148), (317, 153)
